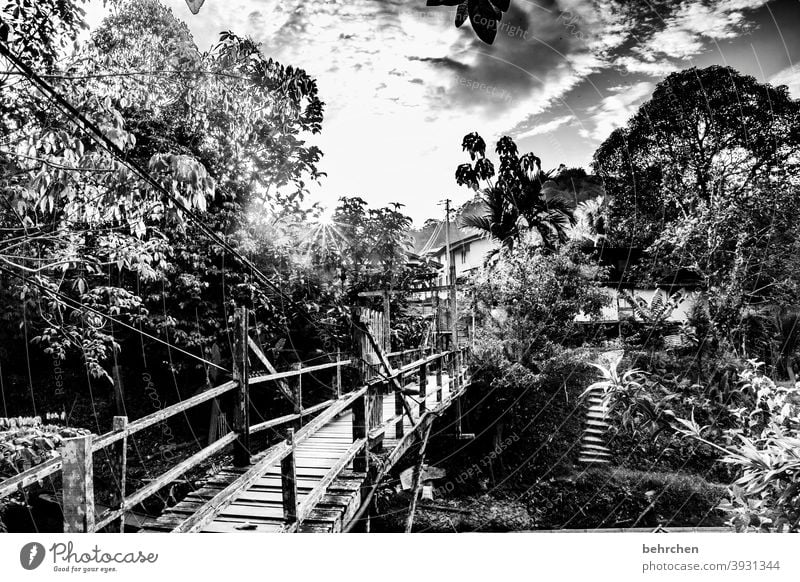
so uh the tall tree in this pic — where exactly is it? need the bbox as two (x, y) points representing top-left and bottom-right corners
(595, 66), (800, 250)
(593, 66), (800, 363)
(456, 132), (574, 253)
(0, 0), (327, 390)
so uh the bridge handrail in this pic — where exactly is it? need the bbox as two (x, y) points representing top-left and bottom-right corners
(0, 330), (469, 532)
(0, 360), (353, 503)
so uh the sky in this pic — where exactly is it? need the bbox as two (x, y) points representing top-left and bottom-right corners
(85, 0), (800, 225)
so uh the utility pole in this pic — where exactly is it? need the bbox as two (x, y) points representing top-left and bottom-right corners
(443, 199), (458, 350)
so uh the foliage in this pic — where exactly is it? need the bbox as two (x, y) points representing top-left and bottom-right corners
(525, 467), (726, 529)
(463, 346), (594, 487)
(585, 351), (681, 449)
(0, 415), (90, 479)
(593, 66), (800, 361)
(0, 0), (329, 391)
(595, 65), (800, 250)
(673, 361), (800, 532)
(456, 133), (575, 254)
(471, 239), (608, 363)
(594, 352), (800, 532)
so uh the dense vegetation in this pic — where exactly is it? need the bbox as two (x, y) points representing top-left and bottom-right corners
(0, 0), (433, 530)
(434, 67), (800, 532)
(1, 1), (799, 534)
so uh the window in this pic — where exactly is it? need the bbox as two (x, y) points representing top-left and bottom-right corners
(461, 244), (470, 264)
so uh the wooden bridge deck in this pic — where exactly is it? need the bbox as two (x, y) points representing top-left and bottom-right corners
(143, 369), (464, 533)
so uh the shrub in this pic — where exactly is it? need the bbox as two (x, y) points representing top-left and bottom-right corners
(525, 467), (727, 529)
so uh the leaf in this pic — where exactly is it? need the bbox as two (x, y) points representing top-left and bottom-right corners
(185, 0), (206, 15)
(455, 2), (469, 27)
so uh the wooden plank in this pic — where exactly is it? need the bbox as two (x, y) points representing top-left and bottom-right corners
(405, 422), (434, 532)
(92, 381), (237, 451)
(96, 432), (239, 531)
(62, 435), (94, 533)
(249, 360), (351, 386)
(247, 336), (296, 405)
(249, 399), (335, 434)
(171, 385), (368, 533)
(110, 416), (127, 532)
(293, 438), (366, 527)
(281, 428), (298, 523)
(0, 457), (62, 500)
(1, 381), (240, 500)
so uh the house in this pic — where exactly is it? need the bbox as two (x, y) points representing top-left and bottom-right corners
(575, 245), (704, 324)
(412, 218), (498, 285)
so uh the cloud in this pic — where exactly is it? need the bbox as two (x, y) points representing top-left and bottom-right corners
(770, 65), (800, 98)
(582, 82), (655, 141)
(615, 0), (770, 74)
(81, 0), (777, 222)
(515, 115), (577, 139)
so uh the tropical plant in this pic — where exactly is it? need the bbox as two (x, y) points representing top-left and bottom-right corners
(456, 133), (575, 255)
(567, 196), (606, 246)
(583, 351), (677, 438)
(673, 361), (800, 532)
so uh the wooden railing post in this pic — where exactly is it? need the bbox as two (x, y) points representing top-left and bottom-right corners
(447, 352), (455, 393)
(111, 415), (128, 532)
(435, 355), (443, 403)
(335, 349), (342, 399)
(62, 434), (94, 533)
(394, 385), (404, 439)
(419, 361), (428, 415)
(232, 307), (251, 467)
(281, 428), (298, 524)
(456, 396), (464, 439)
(352, 393), (368, 473)
(290, 363), (303, 431)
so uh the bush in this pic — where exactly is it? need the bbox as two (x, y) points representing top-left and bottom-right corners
(460, 346), (598, 488)
(525, 467), (727, 529)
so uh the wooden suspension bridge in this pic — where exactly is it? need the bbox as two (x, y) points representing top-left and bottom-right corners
(0, 296), (472, 533)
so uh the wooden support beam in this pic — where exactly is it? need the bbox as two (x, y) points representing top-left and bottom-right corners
(335, 349), (342, 398)
(111, 416), (127, 533)
(405, 422), (434, 533)
(419, 362), (428, 415)
(62, 434), (94, 533)
(436, 357), (443, 403)
(456, 396), (463, 439)
(352, 393), (368, 473)
(247, 336), (297, 405)
(232, 308), (250, 467)
(290, 363), (303, 431)
(281, 428), (298, 524)
(382, 290), (391, 353)
(394, 388), (404, 439)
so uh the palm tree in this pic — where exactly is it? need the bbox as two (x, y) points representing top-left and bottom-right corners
(456, 133), (574, 254)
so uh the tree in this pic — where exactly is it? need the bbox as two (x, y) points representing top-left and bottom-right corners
(0, 0), (327, 400)
(456, 132), (574, 254)
(471, 239), (608, 363)
(595, 66), (800, 250)
(593, 66), (800, 362)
